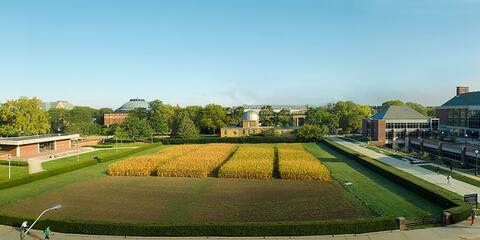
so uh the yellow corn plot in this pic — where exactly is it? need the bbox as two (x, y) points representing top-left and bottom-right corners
(156, 143), (236, 178)
(107, 144), (203, 176)
(219, 144), (274, 179)
(278, 143), (331, 181)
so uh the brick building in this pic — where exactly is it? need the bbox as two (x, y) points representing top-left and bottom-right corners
(0, 134), (80, 159)
(103, 99), (149, 127)
(362, 106), (438, 148)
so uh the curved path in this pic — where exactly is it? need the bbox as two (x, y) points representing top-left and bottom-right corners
(328, 137), (480, 202)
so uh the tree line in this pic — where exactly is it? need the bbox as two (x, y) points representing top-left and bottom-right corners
(0, 97), (435, 140)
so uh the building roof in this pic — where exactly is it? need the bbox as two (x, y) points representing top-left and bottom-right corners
(440, 91), (480, 107)
(41, 101), (74, 111)
(115, 99), (149, 113)
(0, 134), (80, 146)
(371, 105), (428, 120)
(242, 110), (259, 121)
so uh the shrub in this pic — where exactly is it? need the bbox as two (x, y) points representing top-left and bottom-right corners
(0, 160), (28, 166)
(277, 144), (331, 181)
(295, 124), (328, 141)
(219, 144), (274, 179)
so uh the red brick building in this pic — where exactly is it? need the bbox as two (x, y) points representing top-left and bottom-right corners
(0, 134), (80, 159)
(103, 99), (149, 127)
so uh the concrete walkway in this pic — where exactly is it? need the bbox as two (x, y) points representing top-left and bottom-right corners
(2, 221), (480, 240)
(328, 137), (480, 202)
(27, 148), (97, 174)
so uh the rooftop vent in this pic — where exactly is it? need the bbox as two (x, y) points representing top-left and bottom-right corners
(457, 86), (469, 96)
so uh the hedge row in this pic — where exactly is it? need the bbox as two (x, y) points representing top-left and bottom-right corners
(0, 160), (28, 166)
(323, 138), (471, 223)
(0, 143), (163, 190)
(0, 213), (398, 236)
(161, 136), (306, 145)
(0, 160), (97, 190)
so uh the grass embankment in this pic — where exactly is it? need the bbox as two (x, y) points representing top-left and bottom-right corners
(93, 142), (148, 148)
(420, 164), (480, 188)
(0, 165), (30, 182)
(42, 148), (132, 171)
(303, 142), (442, 218)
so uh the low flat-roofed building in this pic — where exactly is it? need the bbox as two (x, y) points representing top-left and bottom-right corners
(221, 110), (299, 137)
(0, 134), (80, 159)
(362, 105), (439, 148)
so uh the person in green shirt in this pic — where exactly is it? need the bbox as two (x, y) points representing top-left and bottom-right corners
(43, 226), (50, 240)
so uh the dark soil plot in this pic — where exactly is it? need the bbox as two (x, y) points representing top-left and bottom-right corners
(2, 176), (372, 224)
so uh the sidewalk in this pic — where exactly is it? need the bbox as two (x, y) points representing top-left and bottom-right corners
(328, 137), (480, 202)
(1, 221), (480, 240)
(27, 148), (97, 174)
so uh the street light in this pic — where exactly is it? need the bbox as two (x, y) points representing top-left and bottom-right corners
(7, 154), (11, 180)
(476, 150), (479, 176)
(23, 204), (62, 237)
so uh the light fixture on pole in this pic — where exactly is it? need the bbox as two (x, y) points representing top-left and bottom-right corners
(23, 204), (62, 237)
(476, 150), (479, 176)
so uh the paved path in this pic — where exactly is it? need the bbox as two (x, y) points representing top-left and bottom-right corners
(27, 148), (97, 174)
(2, 221), (480, 240)
(328, 137), (480, 202)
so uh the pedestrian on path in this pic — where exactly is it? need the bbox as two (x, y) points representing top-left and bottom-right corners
(450, 165), (453, 172)
(20, 221), (28, 234)
(471, 209), (477, 225)
(436, 166), (440, 175)
(447, 174), (451, 184)
(43, 226), (50, 240)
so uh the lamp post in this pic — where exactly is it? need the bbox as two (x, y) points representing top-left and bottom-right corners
(23, 204), (62, 237)
(8, 154), (11, 180)
(476, 150), (479, 176)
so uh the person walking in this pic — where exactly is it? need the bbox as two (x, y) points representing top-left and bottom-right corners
(447, 174), (451, 184)
(43, 226), (51, 240)
(471, 208), (477, 225)
(436, 166), (440, 175)
(20, 221), (28, 240)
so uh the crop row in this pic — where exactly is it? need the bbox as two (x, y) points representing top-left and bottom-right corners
(156, 144), (236, 178)
(277, 143), (331, 181)
(107, 144), (203, 176)
(218, 144), (274, 179)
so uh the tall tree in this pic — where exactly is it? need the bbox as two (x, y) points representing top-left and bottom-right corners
(274, 108), (291, 126)
(305, 107), (339, 132)
(148, 100), (176, 134)
(171, 110), (200, 138)
(259, 105), (275, 126)
(64, 106), (100, 135)
(199, 104), (227, 134)
(48, 108), (68, 133)
(0, 97), (50, 136)
(405, 102), (428, 116)
(332, 101), (373, 133)
(227, 106), (245, 126)
(184, 105), (203, 127)
(122, 115), (153, 141)
(295, 124), (328, 141)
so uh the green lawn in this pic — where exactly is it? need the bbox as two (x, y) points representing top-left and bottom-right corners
(93, 142), (148, 148)
(303, 142), (442, 219)
(0, 165), (29, 182)
(0, 145), (168, 208)
(420, 164), (480, 188)
(42, 148), (133, 171)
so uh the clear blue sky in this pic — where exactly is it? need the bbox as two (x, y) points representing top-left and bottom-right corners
(1, 0), (479, 109)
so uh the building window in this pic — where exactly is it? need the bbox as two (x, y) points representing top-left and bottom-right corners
(39, 141), (55, 152)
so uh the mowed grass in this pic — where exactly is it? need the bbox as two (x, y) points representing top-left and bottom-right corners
(0, 165), (30, 182)
(1, 176), (373, 224)
(42, 148), (133, 171)
(219, 144), (274, 179)
(0, 145), (169, 208)
(303, 143), (442, 218)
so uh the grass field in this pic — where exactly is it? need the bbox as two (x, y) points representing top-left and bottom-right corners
(0, 165), (29, 182)
(0, 141), (445, 228)
(2, 177), (372, 224)
(304, 143), (442, 218)
(42, 148), (133, 171)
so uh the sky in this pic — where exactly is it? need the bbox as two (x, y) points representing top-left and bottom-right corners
(1, 0), (480, 109)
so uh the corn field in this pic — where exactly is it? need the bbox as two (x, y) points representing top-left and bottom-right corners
(278, 143), (331, 181)
(107, 144), (203, 176)
(156, 144), (236, 178)
(218, 144), (274, 179)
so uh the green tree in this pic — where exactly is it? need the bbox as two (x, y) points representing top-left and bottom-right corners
(381, 100), (405, 107)
(226, 106), (245, 126)
(405, 102), (427, 116)
(171, 110), (200, 138)
(259, 105), (275, 126)
(0, 97), (50, 136)
(184, 105), (203, 127)
(95, 108), (113, 125)
(199, 104), (227, 134)
(48, 108), (69, 133)
(295, 124), (328, 141)
(332, 101), (373, 133)
(148, 100), (176, 134)
(305, 107), (339, 132)
(64, 106), (100, 135)
(122, 115), (153, 141)
(274, 108), (291, 126)
(426, 107), (436, 117)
